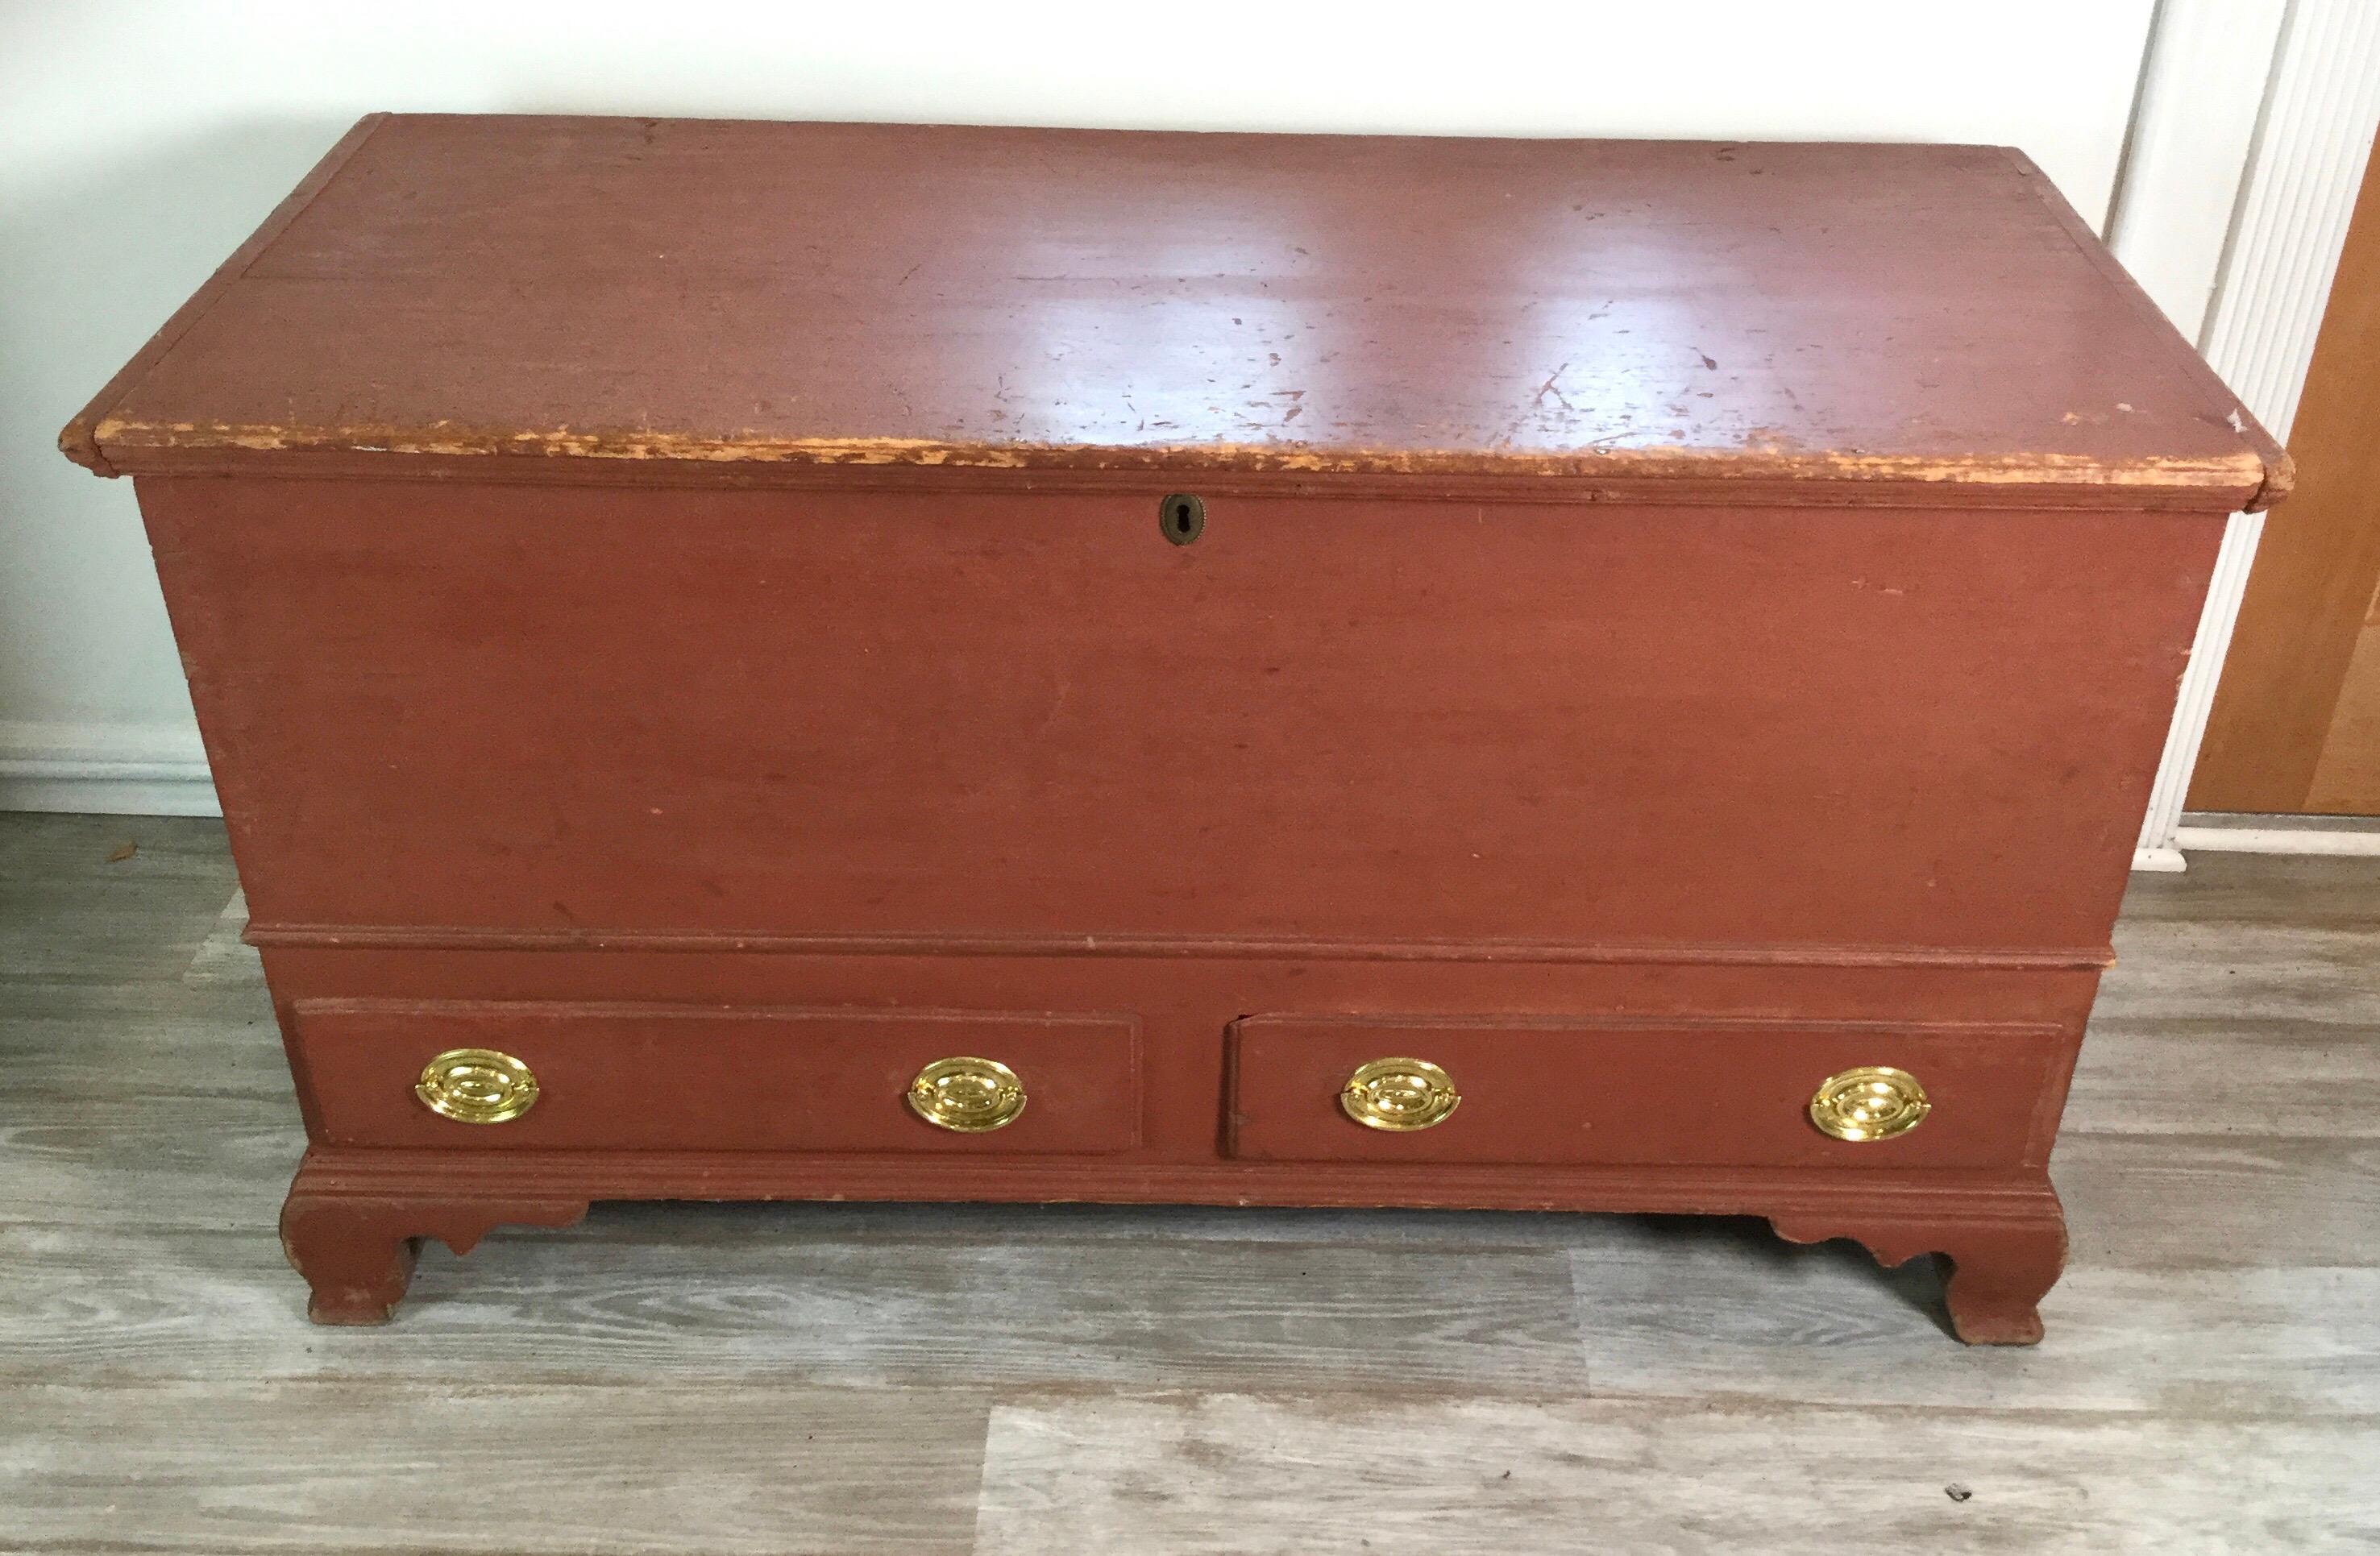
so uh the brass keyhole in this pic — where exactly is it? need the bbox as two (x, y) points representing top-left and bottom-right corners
(1160, 492), (1205, 545)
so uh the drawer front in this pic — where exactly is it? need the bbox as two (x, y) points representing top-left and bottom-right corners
(1227, 1015), (2063, 1168)
(291, 999), (1140, 1152)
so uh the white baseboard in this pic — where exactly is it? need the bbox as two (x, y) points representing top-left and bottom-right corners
(0, 721), (220, 818)
(2174, 825), (2380, 857)
(2132, 844), (2190, 873)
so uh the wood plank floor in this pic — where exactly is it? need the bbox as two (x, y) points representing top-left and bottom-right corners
(2, 811), (2374, 1554)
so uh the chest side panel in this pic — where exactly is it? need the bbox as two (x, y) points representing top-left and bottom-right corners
(141, 478), (2220, 958)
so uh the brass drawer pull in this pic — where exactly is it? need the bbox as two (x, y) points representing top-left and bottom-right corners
(908, 1056), (1027, 1132)
(415, 1048), (540, 1124)
(1340, 1057), (1460, 1131)
(1809, 1065), (1929, 1142)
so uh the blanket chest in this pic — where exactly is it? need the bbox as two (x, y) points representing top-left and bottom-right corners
(62, 114), (2290, 1341)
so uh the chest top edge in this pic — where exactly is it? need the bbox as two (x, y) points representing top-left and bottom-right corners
(62, 114), (2289, 513)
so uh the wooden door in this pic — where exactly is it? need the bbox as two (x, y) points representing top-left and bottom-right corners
(2191, 152), (2380, 813)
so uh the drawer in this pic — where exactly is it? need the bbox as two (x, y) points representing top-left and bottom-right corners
(289, 999), (1140, 1152)
(1226, 1015), (2063, 1168)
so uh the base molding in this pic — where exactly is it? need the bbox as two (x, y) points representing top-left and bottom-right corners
(277, 1147), (2064, 1342)
(2137, 815), (2380, 869)
(2175, 823), (2380, 857)
(0, 722), (218, 817)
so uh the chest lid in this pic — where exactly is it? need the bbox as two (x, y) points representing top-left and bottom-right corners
(64, 114), (2287, 510)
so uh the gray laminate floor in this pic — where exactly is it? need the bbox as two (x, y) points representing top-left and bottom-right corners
(2, 811), (2375, 1554)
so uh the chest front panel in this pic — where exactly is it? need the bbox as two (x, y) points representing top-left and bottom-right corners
(143, 478), (2216, 961)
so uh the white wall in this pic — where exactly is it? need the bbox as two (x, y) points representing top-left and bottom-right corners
(0, 0), (2165, 813)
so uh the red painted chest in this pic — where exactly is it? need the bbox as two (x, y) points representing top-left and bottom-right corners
(63, 115), (2288, 1340)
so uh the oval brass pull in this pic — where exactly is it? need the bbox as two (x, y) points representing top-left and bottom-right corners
(908, 1056), (1027, 1132)
(1340, 1056), (1460, 1131)
(1809, 1066), (1929, 1142)
(415, 1048), (540, 1124)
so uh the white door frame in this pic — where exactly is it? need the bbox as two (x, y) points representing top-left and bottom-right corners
(2116, 0), (2380, 869)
